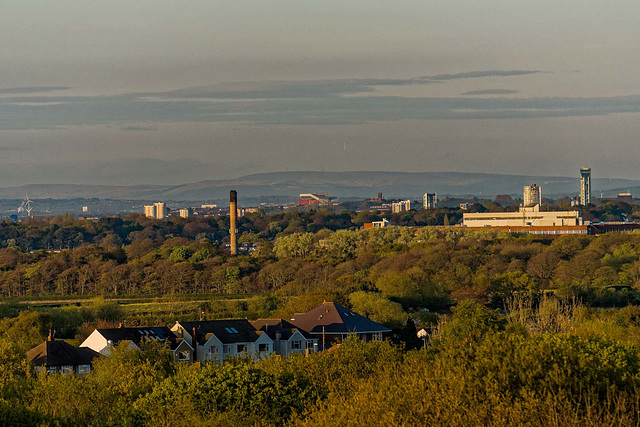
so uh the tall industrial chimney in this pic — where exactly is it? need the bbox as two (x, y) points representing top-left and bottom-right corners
(229, 190), (238, 255)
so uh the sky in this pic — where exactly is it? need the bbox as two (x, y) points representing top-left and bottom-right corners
(1, 0), (639, 186)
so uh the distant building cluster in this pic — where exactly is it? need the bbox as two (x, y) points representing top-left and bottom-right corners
(132, 167), (637, 239)
(463, 172), (585, 228)
(143, 201), (260, 220)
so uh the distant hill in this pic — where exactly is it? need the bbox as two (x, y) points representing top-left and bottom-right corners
(0, 184), (165, 200)
(1, 171), (639, 201)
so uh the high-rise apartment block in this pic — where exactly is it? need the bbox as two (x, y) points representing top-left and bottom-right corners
(523, 184), (541, 207)
(144, 205), (156, 218)
(179, 208), (192, 218)
(579, 167), (591, 206)
(391, 200), (411, 213)
(154, 202), (167, 219)
(423, 193), (437, 209)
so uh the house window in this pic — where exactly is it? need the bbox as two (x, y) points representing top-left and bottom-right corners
(291, 341), (302, 350)
(209, 346), (218, 356)
(237, 344), (246, 353)
(178, 350), (191, 361)
(48, 366), (57, 374)
(77, 365), (91, 375)
(372, 333), (382, 342)
(61, 365), (74, 375)
(258, 343), (269, 352)
(307, 341), (314, 350)
(223, 345), (231, 354)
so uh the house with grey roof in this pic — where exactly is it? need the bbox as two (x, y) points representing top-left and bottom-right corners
(251, 319), (320, 356)
(27, 336), (100, 375)
(80, 326), (194, 362)
(290, 302), (392, 349)
(170, 319), (274, 363)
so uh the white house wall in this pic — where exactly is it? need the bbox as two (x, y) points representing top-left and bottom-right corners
(79, 330), (109, 355)
(199, 335), (224, 363)
(170, 323), (193, 345)
(287, 330), (308, 356)
(253, 333), (274, 359)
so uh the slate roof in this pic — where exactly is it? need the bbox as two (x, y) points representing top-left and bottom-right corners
(27, 340), (100, 367)
(251, 318), (315, 341)
(95, 327), (182, 350)
(290, 302), (392, 334)
(176, 319), (260, 345)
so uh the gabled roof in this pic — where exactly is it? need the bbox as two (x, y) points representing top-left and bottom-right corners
(27, 340), (100, 367)
(94, 327), (181, 350)
(176, 319), (260, 345)
(290, 302), (391, 334)
(251, 318), (315, 340)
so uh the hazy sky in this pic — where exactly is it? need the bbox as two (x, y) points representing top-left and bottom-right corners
(1, 1), (639, 186)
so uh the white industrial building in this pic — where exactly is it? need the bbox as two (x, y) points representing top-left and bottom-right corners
(463, 205), (583, 227)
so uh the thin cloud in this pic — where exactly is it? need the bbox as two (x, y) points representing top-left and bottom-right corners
(462, 89), (520, 95)
(0, 86), (72, 94)
(158, 71), (539, 99)
(158, 78), (429, 100)
(422, 70), (542, 81)
(4, 93), (640, 128)
(2, 74), (640, 129)
(120, 126), (157, 131)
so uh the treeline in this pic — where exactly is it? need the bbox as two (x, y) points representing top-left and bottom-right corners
(0, 208), (470, 253)
(4, 226), (640, 305)
(2, 199), (638, 252)
(3, 300), (640, 425)
(2, 226), (640, 340)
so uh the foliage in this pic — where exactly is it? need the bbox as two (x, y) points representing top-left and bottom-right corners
(6, 210), (640, 422)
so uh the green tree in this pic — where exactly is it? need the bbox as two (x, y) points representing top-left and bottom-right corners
(169, 246), (192, 263)
(348, 291), (407, 328)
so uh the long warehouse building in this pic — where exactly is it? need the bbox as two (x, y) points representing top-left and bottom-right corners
(463, 206), (583, 228)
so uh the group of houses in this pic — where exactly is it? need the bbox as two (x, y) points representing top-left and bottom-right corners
(27, 302), (391, 375)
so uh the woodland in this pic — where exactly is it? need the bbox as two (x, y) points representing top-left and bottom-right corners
(2, 207), (640, 424)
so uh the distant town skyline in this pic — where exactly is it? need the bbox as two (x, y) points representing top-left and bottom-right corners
(1, 1), (640, 186)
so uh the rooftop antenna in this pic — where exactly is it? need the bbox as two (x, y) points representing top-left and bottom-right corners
(17, 194), (33, 218)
